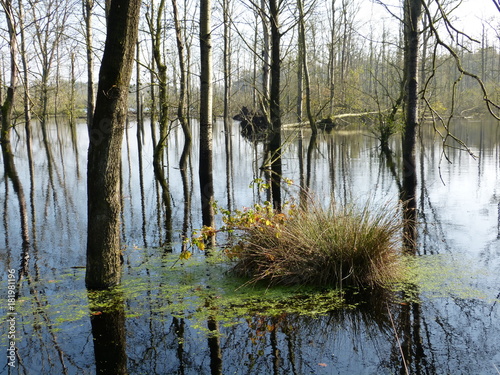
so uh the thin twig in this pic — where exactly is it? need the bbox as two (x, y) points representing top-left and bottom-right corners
(386, 303), (410, 375)
(493, 362), (500, 374)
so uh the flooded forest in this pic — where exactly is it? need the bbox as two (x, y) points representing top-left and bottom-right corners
(1, 0), (500, 374)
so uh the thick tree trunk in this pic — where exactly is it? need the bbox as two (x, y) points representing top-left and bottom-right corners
(200, 0), (216, 248)
(86, 0), (141, 290)
(401, 0), (422, 252)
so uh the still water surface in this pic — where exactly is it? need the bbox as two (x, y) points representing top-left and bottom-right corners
(1, 118), (499, 374)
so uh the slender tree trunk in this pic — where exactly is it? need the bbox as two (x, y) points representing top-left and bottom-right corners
(86, 0), (141, 290)
(172, 0), (192, 143)
(17, 0), (35, 192)
(1, 0), (30, 255)
(260, 0), (271, 119)
(401, 0), (422, 252)
(252, 10), (258, 110)
(69, 52), (76, 126)
(298, 0), (317, 134)
(148, 0), (169, 152)
(223, 0), (234, 211)
(83, 0), (95, 128)
(296, 44), (303, 123)
(328, 0), (336, 115)
(199, 0), (216, 249)
(269, 0), (282, 209)
(147, 0), (173, 249)
(222, 0), (232, 126)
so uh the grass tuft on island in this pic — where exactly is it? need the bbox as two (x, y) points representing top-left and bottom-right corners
(222, 200), (406, 288)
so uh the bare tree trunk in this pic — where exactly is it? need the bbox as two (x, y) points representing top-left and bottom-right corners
(147, 0), (169, 151)
(17, 0), (35, 192)
(1, 0), (30, 255)
(172, 0), (192, 143)
(146, 0), (174, 249)
(252, 10), (258, 110)
(83, 0), (95, 128)
(296, 1), (304, 123)
(86, 0), (141, 290)
(223, 0), (234, 211)
(401, 0), (422, 253)
(69, 52), (76, 127)
(222, 0), (232, 126)
(199, 0), (216, 249)
(260, 0), (271, 119)
(269, 0), (282, 209)
(298, 0), (317, 134)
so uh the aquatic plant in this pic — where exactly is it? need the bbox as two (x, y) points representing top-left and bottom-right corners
(213, 199), (406, 288)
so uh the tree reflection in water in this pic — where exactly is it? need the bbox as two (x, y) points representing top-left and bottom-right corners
(1, 118), (499, 373)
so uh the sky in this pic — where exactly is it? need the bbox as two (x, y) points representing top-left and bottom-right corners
(364, 0), (499, 46)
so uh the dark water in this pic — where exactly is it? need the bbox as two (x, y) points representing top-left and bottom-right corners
(1, 117), (500, 374)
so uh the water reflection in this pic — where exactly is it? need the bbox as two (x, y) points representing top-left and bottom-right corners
(89, 291), (128, 374)
(0, 118), (499, 373)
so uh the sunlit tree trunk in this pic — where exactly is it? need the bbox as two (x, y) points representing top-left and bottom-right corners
(260, 0), (271, 119)
(17, 0), (35, 190)
(83, 0), (95, 128)
(328, 0), (336, 116)
(200, 0), (216, 248)
(172, 0), (192, 143)
(86, 0), (141, 290)
(147, 0), (169, 151)
(1, 0), (30, 255)
(298, 0), (317, 134)
(146, 0), (173, 249)
(223, 0), (234, 211)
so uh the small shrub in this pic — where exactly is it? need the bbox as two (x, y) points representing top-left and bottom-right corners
(223, 200), (405, 288)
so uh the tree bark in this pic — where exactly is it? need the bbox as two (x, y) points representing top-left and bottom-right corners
(200, 0), (216, 249)
(1, 0), (30, 256)
(298, 0), (317, 134)
(260, 0), (271, 119)
(172, 0), (191, 143)
(86, 0), (141, 290)
(83, 0), (95, 128)
(269, 0), (282, 209)
(401, 0), (422, 252)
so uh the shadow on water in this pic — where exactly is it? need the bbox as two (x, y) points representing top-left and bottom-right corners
(1, 118), (500, 374)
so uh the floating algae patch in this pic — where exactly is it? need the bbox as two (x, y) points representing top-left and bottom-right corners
(3, 252), (353, 342)
(393, 254), (497, 303)
(117, 253), (351, 324)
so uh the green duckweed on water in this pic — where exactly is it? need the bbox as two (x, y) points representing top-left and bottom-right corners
(4, 251), (498, 343)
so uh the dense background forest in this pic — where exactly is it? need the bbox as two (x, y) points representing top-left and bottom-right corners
(1, 0), (499, 126)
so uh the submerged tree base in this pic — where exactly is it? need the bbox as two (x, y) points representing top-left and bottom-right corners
(222, 200), (405, 288)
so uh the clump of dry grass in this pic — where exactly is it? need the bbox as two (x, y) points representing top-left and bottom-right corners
(226, 200), (405, 288)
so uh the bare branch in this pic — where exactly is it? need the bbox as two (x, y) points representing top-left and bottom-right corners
(421, 0), (500, 120)
(492, 0), (500, 12)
